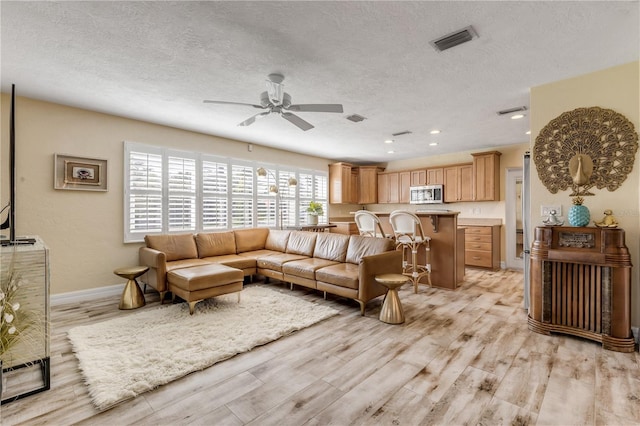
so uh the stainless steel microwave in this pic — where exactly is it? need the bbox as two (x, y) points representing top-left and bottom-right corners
(409, 184), (444, 204)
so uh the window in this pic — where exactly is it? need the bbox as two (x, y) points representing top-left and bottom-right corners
(124, 142), (328, 242)
(299, 172), (328, 224)
(126, 147), (163, 238)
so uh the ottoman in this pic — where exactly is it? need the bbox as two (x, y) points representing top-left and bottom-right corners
(167, 264), (244, 315)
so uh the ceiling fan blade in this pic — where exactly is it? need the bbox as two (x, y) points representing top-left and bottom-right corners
(238, 111), (270, 127)
(203, 100), (265, 109)
(287, 104), (344, 113)
(281, 112), (314, 131)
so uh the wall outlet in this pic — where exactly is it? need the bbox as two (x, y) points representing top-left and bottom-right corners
(632, 327), (639, 344)
(472, 208), (481, 215)
(541, 205), (562, 216)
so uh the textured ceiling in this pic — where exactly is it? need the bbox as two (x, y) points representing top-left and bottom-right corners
(1, 1), (638, 163)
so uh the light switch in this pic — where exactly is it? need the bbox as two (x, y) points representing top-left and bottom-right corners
(540, 205), (562, 216)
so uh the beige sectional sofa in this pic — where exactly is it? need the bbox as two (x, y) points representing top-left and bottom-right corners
(139, 228), (402, 314)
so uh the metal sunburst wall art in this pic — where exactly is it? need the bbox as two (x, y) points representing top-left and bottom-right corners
(533, 106), (639, 197)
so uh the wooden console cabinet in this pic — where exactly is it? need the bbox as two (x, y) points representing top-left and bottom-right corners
(529, 226), (634, 352)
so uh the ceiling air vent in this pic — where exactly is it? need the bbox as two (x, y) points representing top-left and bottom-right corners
(430, 25), (478, 52)
(346, 114), (366, 122)
(497, 106), (528, 116)
(392, 130), (412, 137)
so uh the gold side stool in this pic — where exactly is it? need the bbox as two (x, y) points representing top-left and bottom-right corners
(375, 273), (409, 324)
(115, 266), (149, 310)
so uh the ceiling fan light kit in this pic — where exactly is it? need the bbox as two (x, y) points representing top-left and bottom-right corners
(204, 74), (344, 131)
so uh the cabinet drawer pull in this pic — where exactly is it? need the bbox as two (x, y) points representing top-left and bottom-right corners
(472, 256), (482, 260)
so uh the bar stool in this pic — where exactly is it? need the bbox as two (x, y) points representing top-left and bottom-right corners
(389, 210), (432, 293)
(354, 210), (393, 238)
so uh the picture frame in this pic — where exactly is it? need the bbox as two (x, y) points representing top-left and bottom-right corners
(54, 154), (108, 191)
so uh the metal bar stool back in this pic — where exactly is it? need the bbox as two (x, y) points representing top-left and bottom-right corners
(389, 210), (432, 293)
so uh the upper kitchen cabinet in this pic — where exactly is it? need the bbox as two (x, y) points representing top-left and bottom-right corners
(410, 169), (427, 186)
(399, 171), (411, 203)
(377, 171), (410, 204)
(358, 166), (384, 204)
(444, 163), (473, 202)
(329, 162), (357, 204)
(472, 151), (502, 201)
(426, 167), (444, 185)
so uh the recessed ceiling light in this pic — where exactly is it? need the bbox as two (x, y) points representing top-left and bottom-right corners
(387, 150), (395, 154)
(511, 114), (525, 120)
(384, 139), (394, 144)
(430, 130), (441, 135)
(429, 142), (438, 146)
(525, 130), (531, 135)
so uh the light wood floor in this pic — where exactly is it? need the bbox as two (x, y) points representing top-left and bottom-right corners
(1, 268), (639, 425)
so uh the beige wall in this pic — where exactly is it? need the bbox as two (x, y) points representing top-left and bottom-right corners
(530, 61), (640, 326)
(0, 96), (330, 295)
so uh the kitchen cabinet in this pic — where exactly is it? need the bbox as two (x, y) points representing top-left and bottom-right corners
(357, 166), (384, 204)
(462, 225), (501, 270)
(410, 169), (427, 186)
(329, 162), (354, 204)
(444, 163), (473, 202)
(377, 171), (410, 203)
(426, 167), (444, 185)
(399, 171), (411, 203)
(330, 221), (358, 235)
(472, 151), (502, 201)
(377, 172), (396, 203)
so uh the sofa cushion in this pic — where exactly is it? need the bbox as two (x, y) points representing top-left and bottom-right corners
(195, 231), (236, 258)
(282, 258), (340, 280)
(234, 228), (269, 253)
(257, 253), (309, 272)
(201, 254), (256, 270)
(239, 249), (282, 260)
(286, 231), (317, 256)
(145, 234), (198, 262)
(315, 263), (359, 290)
(165, 258), (211, 272)
(265, 229), (291, 252)
(313, 233), (350, 262)
(345, 235), (395, 265)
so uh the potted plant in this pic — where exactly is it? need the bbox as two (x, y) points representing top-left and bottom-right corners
(306, 201), (324, 225)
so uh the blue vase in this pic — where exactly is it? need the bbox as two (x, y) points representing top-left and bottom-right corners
(568, 198), (590, 227)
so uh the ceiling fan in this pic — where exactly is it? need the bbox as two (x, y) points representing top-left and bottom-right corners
(203, 73), (343, 131)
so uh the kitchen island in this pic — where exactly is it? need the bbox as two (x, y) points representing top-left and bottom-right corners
(351, 210), (465, 290)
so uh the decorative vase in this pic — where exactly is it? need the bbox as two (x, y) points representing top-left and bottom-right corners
(307, 214), (318, 225)
(568, 196), (590, 227)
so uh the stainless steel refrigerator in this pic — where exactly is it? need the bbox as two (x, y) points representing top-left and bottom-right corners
(522, 152), (531, 311)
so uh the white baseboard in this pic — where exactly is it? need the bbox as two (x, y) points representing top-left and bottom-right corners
(51, 283), (125, 306)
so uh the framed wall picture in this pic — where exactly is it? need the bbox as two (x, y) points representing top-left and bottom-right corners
(54, 154), (108, 191)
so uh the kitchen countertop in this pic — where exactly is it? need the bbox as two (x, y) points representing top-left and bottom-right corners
(458, 218), (502, 226)
(349, 210), (460, 216)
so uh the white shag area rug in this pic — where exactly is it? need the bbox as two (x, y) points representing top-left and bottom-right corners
(67, 285), (338, 410)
